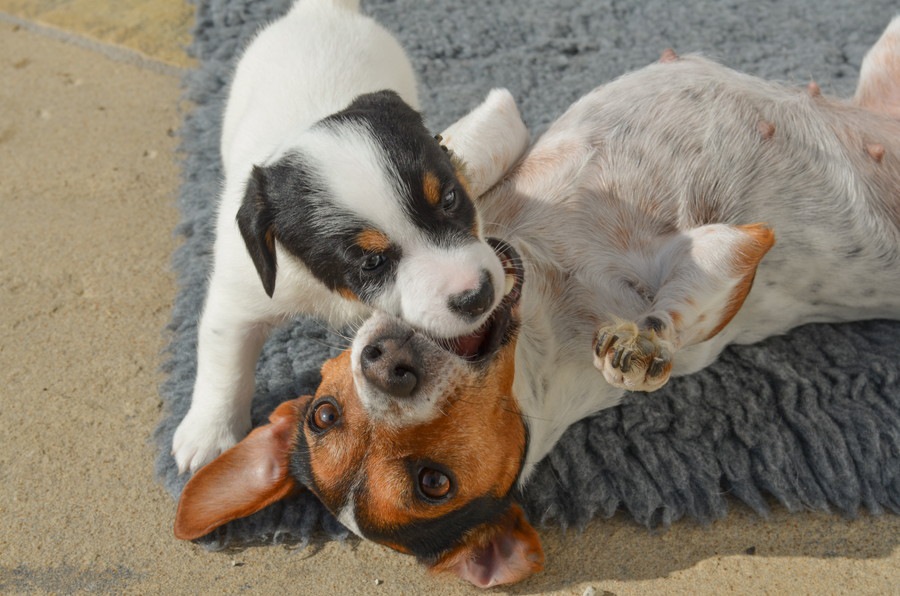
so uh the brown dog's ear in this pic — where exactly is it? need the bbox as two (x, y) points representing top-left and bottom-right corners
(428, 503), (544, 589)
(173, 398), (305, 540)
(236, 165), (278, 298)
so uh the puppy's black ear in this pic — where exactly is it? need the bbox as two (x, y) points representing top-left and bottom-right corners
(236, 165), (278, 297)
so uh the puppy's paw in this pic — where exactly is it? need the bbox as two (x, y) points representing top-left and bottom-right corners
(172, 409), (250, 474)
(593, 320), (673, 392)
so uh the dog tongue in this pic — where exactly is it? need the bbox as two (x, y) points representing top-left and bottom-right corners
(450, 326), (488, 359)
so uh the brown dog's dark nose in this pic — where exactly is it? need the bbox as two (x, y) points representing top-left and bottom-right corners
(360, 334), (421, 397)
(448, 270), (494, 320)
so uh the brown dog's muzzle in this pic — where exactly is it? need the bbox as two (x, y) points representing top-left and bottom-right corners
(359, 329), (422, 398)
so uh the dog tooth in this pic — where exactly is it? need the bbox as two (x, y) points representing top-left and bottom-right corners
(505, 272), (515, 296)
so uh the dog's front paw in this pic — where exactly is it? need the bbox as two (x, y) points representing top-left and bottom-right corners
(172, 409), (250, 474)
(593, 321), (673, 392)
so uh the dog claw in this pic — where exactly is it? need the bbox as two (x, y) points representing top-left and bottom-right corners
(611, 346), (624, 368)
(595, 331), (616, 357)
(648, 356), (666, 378)
(593, 322), (673, 391)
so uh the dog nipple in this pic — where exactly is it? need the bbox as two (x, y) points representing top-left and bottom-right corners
(807, 81), (821, 97)
(660, 48), (679, 63)
(757, 120), (776, 141)
(866, 143), (885, 163)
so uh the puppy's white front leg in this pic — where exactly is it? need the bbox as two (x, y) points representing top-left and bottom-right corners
(593, 223), (774, 392)
(172, 283), (272, 474)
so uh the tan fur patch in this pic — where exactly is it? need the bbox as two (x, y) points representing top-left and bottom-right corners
(357, 229), (391, 253)
(423, 171), (442, 205)
(513, 140), (584, 184)
(338, 287), (359, 302)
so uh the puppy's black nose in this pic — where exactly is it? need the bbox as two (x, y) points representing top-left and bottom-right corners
(360, 335), (421, 397)
(448, 270), (494, 320)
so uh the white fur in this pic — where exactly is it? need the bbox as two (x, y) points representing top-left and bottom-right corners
(172, 0), (529, 473)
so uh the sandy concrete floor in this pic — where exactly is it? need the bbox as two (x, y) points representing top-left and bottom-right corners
(1, 6), (898, 596)
(0, 0), (193, 67)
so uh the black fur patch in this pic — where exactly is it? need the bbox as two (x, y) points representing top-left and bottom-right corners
(236, 166), (278, 297)
(359, 494), (514, 562)
(321, 90), (479, 249)
(248, 152), (401, 302)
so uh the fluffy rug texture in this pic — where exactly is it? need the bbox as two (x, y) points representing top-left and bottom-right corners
(155, 0), (900, 548)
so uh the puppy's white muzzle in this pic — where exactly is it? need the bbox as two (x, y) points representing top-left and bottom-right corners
(393, 239), (505, 338)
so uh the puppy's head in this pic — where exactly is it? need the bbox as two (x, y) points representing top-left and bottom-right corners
(175, 243), (542, 588)
(237, 90), (505, 338)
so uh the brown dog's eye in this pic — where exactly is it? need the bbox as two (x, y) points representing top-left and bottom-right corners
(312, 400), (340, 431)
(418, 467), (451, 499)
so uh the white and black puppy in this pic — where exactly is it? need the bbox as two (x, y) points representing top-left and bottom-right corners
(172, 0), (528, 473)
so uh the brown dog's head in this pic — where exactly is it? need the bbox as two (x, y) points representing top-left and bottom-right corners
(174, 242), (542, 588)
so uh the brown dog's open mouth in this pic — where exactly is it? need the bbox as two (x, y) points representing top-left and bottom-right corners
(439, 238), (523, 361)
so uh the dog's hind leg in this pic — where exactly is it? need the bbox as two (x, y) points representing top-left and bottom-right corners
(855, 16), (900, 119)
(593, 223), (774, 392)
(438, 89), (529, 199)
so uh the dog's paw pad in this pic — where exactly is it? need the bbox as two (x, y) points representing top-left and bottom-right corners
(593, 322), (673, 392)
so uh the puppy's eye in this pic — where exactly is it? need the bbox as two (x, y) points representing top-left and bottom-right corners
(311, 399), (341, 431)
(440, 189), (458, 212)
(418, 467), (452, 500)
(361, 254), (387, 272)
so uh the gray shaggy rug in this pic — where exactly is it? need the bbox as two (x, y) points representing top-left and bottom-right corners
(155, 0), (900, 548)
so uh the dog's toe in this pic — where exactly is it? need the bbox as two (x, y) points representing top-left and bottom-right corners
(593, 322), (673, 392)
(647, 356), (668, 378)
